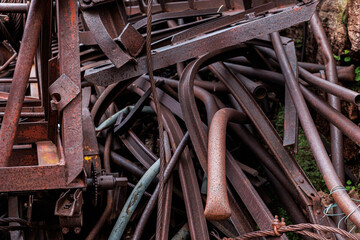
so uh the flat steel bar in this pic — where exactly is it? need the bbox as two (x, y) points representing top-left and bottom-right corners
(283, 40), (298, 149)
(0, 0), (46, 166)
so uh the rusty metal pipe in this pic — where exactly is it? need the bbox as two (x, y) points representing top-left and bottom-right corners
(145, 75), (229, 93)
(0, 3), (28, 12)
(99, 145), (145, 179)
(233, 72), (267, 100)
(0, 0), (46, 166)
(271, 31), (360, 227)
(226, 63), (360, 147)
(299, 67), (360, 105)
(311, 12), (345, 228)
(314, 65), (355, 82)
(204, 108), (248, 221)
(132, 132), (190, 240)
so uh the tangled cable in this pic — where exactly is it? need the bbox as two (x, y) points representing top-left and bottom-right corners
(0, 217), (30, 232)
(212, 220), (360, 240)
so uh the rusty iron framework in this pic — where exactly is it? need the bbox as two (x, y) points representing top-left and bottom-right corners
(1, 0), (360, 239)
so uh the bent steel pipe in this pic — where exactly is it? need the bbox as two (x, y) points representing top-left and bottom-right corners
(204, 108), (248, 221)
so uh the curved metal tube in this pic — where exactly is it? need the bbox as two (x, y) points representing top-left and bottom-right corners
(205, 108), (248, 220)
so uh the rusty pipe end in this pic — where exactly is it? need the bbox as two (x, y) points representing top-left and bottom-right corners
(204, 194), (231, 221)
(337, 64), (355, 82)
(253, 85), (267, 100)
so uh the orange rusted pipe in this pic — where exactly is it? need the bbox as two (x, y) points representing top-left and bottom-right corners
(204, 108), (248, 221)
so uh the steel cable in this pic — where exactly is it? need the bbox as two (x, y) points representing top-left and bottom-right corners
(213, 223), (360, 240)
(145, 0), (166, 239)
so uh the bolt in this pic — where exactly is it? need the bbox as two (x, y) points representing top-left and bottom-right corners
(299, 179), (304, 183)
(74, 227), (81, 234)
(62, 227), (69, 234)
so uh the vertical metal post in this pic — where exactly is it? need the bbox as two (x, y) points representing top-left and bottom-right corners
(57, 0), (83, 184)
(0, 0), (47, 166)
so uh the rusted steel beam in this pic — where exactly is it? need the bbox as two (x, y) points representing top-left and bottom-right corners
(0, 0), (46, 167)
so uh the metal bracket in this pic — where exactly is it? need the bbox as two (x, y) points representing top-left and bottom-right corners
(55, 189), (83, 234)
(49, 74), (80, 111)
(116, 23), (145, 57)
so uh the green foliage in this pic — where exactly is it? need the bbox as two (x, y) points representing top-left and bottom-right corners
(274, 105), (326, 191)
(344, 56), (351, 62)
(295, 39), (302, 48)
(333, 54), (341, 61)
(355, 67), (360, 82)
(333, 49), (352, 63)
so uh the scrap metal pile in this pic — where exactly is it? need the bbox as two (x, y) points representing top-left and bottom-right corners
(2, 0), (360, 239)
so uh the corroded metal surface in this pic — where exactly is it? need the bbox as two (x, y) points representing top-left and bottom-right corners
(3, 0), (360, 239)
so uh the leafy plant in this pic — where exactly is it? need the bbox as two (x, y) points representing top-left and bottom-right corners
(333, 54), (341, 61)
(355, 66), (360, 82)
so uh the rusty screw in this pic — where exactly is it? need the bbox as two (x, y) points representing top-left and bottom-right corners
(62, 227), (70, 234)
(74, 227), (81, 234)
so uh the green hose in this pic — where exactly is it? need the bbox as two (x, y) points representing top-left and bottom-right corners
(108, 159), (160, 240)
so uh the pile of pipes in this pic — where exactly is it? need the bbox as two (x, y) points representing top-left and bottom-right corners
(1, 0), (360, 239)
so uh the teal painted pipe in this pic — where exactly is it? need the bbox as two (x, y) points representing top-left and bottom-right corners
(108, 159), (160, 240)
(96, 106), (154, 132)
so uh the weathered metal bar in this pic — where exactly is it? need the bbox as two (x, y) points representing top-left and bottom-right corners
(57, 0), (84, 184)
(132, 84), (211, 239)
(99, 145), (145, 178)
(0, 3), (27, 12)
(283, 40), (298, 149)
(271, 31), (360, 227)
(205, 108), (248, 220)
(159, 132), (173, 239)
(132, 132), (192, 240)
(311, 15), (345, 230)
(85, 2), (318, 86)
(0, 0), (46, 166)
(179, 51), (287, 237)
(135, 80), (252, 235)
